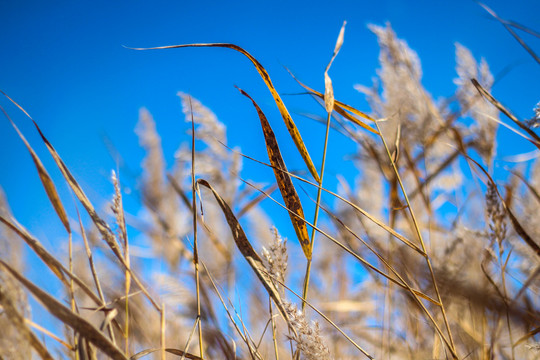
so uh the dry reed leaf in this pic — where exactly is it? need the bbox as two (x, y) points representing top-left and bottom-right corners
(0, 285), (54, 360)
(0, 260), (128, 360)
(0, 214), (107, 309)
(471, 79), (540, 150)
(286, 70), (379, 134)
(236, 87), (312, 260)
(196, 179), (289, 320)
(0, 214), (66, 282)
(0, 102), (70, 233)
(130, 348), (202, 360)
(238, 175), (438, 304)
(26, 119), (160, 310)
(514, 325), (540, 348)
(477, 2), (540, 64)
(128, 43), (321, 183)
(216, 140), (425, 255)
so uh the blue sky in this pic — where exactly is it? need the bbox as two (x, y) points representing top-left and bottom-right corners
(1, 0), (539, 253)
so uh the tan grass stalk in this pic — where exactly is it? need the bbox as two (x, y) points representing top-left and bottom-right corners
(189, 96), (205, 360)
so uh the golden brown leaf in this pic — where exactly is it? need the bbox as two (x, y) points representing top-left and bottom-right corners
(237, 87), (312, 260)
(128, 42), (321, 183)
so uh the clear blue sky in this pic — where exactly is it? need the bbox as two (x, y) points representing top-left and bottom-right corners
(1, 0), (539, 249)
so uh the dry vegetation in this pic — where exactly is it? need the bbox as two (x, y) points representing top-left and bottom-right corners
(1, 16), (539, 360)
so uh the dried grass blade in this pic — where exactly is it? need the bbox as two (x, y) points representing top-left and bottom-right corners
(471, 79), (540, 149)
(513, 325), (540, 348)
(0, 260), (128, 360)
(27, 119), (160, 310)
(31, 120), (122, 253)
(0, 214), (111, 310)
(237, 87), (312, 260)
(0, 104), (70, 233)
(477, 2), (540, 64)
(197, 179), (288, 319)
(217, 140), (425, 255)
(237, 175), (437, 304)
(0, 285), (55, 360)
(0, 214), (66, 282)
(128, 42), (320, 183)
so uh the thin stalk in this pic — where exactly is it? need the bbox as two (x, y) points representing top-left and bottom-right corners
(68, 231), (79, 360)
(375, 120), (457, 357)
(124, 234), (130, 355)
(161, 303), (166, 360)
(191, 98), (204, 359)
(269, 297), (279, 360)
(301, 111), (331, 310)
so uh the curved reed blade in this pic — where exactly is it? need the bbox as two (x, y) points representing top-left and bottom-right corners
(197, 179), (289, 319)
(0, 97), (70, 233)
(236, 87), (312, 260)
(0, 260), (128, 360)
(471, 79), (540, 149)
(127, 42), (321, 183)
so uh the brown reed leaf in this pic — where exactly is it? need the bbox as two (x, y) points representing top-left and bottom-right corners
(128, 42), (321, 183)
(0, 100), (70, 233)
(0, 260), (128, 360)
(196, 178), (289, 320)
(236, 87), (312, 260)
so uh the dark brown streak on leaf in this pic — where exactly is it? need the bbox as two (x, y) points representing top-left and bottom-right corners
(0, 260), (128, 360)
(236, 86), (312, 260)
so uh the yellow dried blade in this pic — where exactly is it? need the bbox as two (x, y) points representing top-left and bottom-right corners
(127, 43), (321, 183)
(237, 87), (312, 260)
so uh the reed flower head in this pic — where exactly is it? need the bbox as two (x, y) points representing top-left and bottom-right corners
(284, 301), (332, 360)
